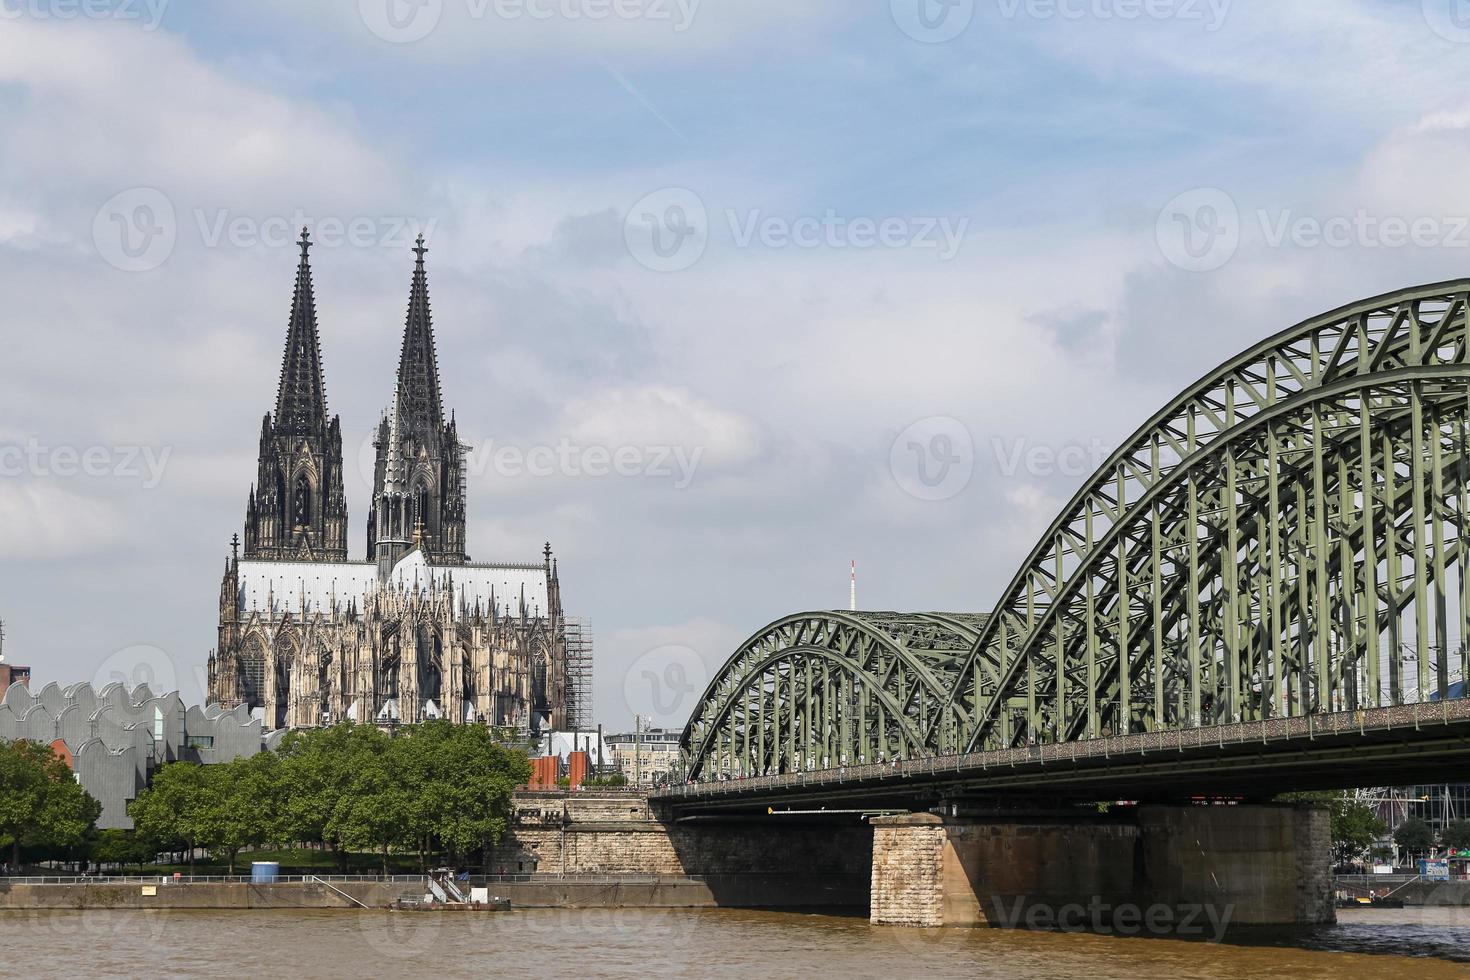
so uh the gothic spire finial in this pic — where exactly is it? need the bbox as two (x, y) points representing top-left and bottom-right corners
(384, 384), (407, 496)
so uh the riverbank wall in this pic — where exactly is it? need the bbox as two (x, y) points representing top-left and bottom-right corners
(1337, 877), (1470, 906)
(0, 874), (865, 911)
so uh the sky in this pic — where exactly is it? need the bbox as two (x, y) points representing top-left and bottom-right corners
(6, 0), (1470, 732)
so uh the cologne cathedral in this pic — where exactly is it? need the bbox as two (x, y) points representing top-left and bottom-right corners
(207, 231), (569, 734)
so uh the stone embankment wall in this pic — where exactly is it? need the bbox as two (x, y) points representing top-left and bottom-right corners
(492, 790), (872, 891)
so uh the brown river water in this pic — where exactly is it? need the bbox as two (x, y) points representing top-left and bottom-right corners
(1, 906), (1467, 978)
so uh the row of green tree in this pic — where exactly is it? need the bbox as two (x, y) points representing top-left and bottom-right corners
(129, 721), (531, 873)
(1390, 816), (1470, 859)
(1283, 791), (1470, 865)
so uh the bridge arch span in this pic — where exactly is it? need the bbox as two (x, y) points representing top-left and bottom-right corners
(681, 280), (1470, 781)
(680, 612), (985, 781)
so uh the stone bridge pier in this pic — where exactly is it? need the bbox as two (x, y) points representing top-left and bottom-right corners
(869, 804), (1333, 932)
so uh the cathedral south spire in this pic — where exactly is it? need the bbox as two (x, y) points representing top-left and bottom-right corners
(242, 228), (349, 562)
(368, 236), (468, 567)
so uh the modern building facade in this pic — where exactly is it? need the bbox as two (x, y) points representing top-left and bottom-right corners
(207, 231), (572, 734)
(0, 681), (262, 829)
(607, 727), (681, 787)
(0, 621), (30, 698)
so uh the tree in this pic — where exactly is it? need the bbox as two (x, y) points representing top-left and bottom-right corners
(388, 721), (529, 870)
(90, 829), (157, 872)
(0, 740), (101, 870)
(130, 762), (212, 872)
(1276, 791), (1387, 864)
(277, 724), (390, 871)
(199, 754), (283, 874)
(1443, 819), (1470, 853)
(1394, 816), (1435, 859)
(328, 754), (415, 874)
(1328, 796), (1387, 864)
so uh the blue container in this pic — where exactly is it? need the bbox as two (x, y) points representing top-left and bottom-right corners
(251, 861), (280, 883)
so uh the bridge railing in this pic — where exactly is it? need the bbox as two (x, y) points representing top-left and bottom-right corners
(659, 697), (1470, 798)
(3, 872), (712, 886)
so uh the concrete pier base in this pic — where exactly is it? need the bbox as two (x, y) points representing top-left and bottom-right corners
(870, 804), (1333, 931)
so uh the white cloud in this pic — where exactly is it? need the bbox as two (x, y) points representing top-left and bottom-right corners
(0, 483), (125, 560)
(556, 384), (762, 466)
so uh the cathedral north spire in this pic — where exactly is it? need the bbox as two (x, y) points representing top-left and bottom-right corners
(242, 230), (349, 563)
(274, 228), (330, 437)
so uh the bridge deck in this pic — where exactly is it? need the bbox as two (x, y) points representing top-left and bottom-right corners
(655, 698), (1470, 814)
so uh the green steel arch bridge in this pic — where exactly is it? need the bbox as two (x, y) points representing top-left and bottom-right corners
(658, 280), (1470, 814)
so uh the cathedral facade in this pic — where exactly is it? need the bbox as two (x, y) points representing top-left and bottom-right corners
(207, 232), (568, 734)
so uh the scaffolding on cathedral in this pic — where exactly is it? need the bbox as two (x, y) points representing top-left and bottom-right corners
(564, 618), (593, 731)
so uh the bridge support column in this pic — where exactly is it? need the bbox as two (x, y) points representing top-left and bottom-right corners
(870, 804), (1332, 933)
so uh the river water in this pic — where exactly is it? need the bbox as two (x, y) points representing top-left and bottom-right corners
(3, 907), (1467, 978)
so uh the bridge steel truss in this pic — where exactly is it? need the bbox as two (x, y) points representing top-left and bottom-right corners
(681, 280), (1470, 782)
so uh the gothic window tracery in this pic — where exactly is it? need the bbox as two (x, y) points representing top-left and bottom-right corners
(293, 473), (313, 528)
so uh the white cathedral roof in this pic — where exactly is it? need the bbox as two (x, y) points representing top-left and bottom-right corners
(237, 552), (551, 619)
